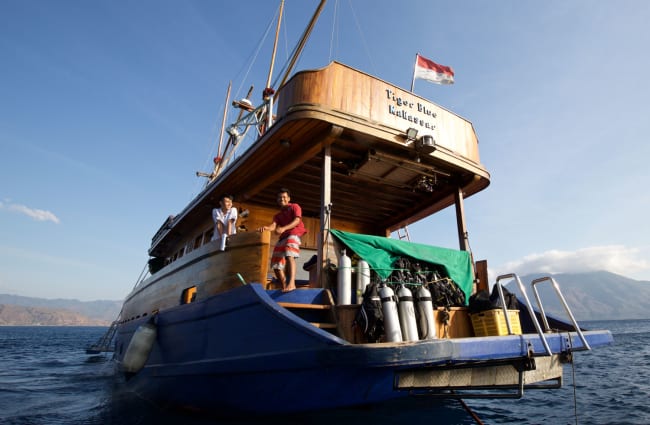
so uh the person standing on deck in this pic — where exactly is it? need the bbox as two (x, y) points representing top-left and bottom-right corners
(257, 188), (307, 292)
(211, 194), (238, 250)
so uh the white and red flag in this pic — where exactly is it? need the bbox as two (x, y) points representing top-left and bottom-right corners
(412, 54), (454, 87)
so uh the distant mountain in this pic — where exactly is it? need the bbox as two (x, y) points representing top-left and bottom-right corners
(0, 304), (110, 326)
(0, 294), (121, 325)
(503, 270), (650, 321)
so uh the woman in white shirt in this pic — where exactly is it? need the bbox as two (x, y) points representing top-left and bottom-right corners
(211, 194), (238, 250)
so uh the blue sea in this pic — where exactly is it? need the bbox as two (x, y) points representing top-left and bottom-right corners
(0, 320), (648, 425)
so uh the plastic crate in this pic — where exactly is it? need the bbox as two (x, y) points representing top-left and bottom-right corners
(470, 309), (522, 336)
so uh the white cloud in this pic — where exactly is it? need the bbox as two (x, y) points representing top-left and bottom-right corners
(0, 201), (60, 224)
(493, 245), (650, 281)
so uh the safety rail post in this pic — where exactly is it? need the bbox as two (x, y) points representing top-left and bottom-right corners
(531, 276), (591, 350)
(496, 273), (552, 356)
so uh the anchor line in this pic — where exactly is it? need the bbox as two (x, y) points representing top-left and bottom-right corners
(568, 332), (579, 425)
(456, 396), (485, 425)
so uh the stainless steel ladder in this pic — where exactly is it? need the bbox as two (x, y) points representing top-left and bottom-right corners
(495, 273), (552, 355)
(495, 273), (591, 354)
(531, 276), (591, 350)
(85, 320), (118, 354)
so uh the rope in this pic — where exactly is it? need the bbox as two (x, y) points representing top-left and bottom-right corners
(234, 6), (279, 99)
(193, 4), (280, 199)
(328, 0), (339, 62)
(457, 397), (485, 425)
(567, 332), (579, 425)
(347, 0), (377, 75)
(133, 261), (149, 290)
(323, 202), (333, 289)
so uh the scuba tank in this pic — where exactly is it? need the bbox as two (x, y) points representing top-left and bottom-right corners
(416, 285), (436, 339)
(397, 285), (419, 341)
(379, 284), (402, 342)
(356, 260), (370, 304)
(337, 249), (352, 305)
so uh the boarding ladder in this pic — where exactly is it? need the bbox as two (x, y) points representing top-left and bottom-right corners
(445, 273), (592, 399)
(85, 320), (119, 354)
(531, 275), (591, 350)
(495, 273), (591, 354)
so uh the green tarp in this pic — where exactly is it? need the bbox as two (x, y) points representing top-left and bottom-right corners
(330, 229), (473, 303)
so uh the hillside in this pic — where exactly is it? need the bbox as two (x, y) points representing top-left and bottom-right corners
(503, 270), (650, 321)
(0, 304), (110, 326)
(0, 294), (121, 326)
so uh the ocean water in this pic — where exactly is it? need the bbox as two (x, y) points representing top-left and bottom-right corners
(0, 320), (648, 425)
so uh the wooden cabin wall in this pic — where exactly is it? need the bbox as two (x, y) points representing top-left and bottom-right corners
(160, 199), (383, 273)
(278, 62), (481, 163)
(239, 202), (383, 282)
(240, 202), (379, 247)
(158, 199), (402, 290)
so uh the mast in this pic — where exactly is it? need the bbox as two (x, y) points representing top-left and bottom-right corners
(212, 85), (254, 179)
(454, 186), (469, 251)
(216, 81), (232, 162)
(265, 0), (284, 97)
(196, 82), (232, 181)
(277, 0), (327, 90)
(209, 0), (327, 182)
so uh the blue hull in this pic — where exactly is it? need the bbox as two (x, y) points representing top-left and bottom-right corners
(114, 284), (613, 414)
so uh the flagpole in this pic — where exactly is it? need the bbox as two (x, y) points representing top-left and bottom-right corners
(410, 53), (418, 92)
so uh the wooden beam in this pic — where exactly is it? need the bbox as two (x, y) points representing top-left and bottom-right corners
(318, 143), (332, 289)
(454, 186), (469, 251)
(475, 260), (489, 293)
(278, 302), (332, 310)
(240, 125), (341, 201)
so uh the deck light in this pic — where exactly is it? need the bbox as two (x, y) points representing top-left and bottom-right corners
(416, 135), (436, 154)
(405, 127), (418, 143)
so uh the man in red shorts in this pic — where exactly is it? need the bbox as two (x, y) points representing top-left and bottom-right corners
(258, 188), (307, 292)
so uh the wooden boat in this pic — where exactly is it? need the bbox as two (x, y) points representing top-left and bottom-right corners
(107, 1), (613, 416)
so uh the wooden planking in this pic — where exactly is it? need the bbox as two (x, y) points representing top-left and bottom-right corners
(277, 62), (480, 162)
(436, 307), (474, 339)
(311, 322), (337, 329)
(278, 302), (332, 310)
(236, 203), (319, 250)
(122, 231), (270, 320)
(198, 231), (270, 297)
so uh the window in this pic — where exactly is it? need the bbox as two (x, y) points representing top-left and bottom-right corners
(181, 286), (197, 304)
(194, 234), (203, 249)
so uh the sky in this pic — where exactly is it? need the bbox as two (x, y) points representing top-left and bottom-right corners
(1, 0), (649, 301)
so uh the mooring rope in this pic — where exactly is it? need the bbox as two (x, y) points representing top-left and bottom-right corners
(568, 332), (579, 425)
(457, 398), (485, 425)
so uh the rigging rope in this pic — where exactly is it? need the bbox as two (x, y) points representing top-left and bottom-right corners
(234, 5), (280, 100)
(324, 202), (333, 289)
(134, 261), (149, 289)
(347, 0), (377, 75)
(194, 3), (281, 197)
(328, 0), (339, 62)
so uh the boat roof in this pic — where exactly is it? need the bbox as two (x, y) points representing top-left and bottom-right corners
(149, 62), (489, 257)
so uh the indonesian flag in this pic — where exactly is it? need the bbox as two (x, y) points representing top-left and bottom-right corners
(414, 54), (454, 85)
